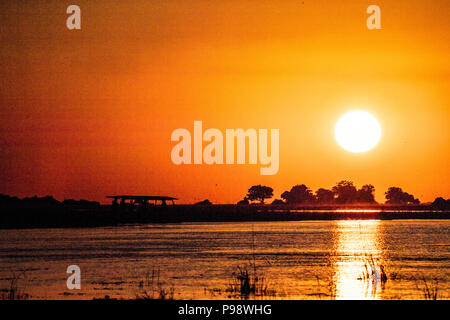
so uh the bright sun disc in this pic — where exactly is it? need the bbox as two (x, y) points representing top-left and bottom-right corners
(335, 110), (381, 153)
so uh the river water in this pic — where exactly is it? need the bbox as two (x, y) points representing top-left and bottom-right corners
(0, 220), (448, 300)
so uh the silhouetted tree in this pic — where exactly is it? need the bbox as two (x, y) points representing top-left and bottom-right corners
(281, 184), (315, 204)
(246, 185), (273, 204)
(431, 197), (450, 210)
(194, 199), (212, 205)
(332, 180), (358, 204)
(356, 184), (376, 203)
(271, 199), (285, 205)
(237, 197), (250, 205)
(385, 187), (420, 204)
(315, 188), (335, 204)
(280, 191), (290, 202)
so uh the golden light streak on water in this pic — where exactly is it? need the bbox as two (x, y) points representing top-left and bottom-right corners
(333, 220), (384, 300)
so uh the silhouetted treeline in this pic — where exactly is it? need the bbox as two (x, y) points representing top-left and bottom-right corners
(240, 181), (423, 205)
(0, 190), (448, 229)
(0, 194), (100, 208)
(0, 194), (103, 229)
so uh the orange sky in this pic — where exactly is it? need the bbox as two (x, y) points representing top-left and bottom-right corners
(0, 0), (449, 204)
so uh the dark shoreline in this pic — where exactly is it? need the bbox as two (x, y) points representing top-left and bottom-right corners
(0, 204), (449, 229)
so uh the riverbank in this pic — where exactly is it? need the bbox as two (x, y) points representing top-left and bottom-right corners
(0, 204), (449, 229)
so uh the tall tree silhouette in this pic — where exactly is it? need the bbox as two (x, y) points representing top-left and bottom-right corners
(385, 187), (419, 204)
(332, 180), (358, 204)
(281, 184), (315, 204)
(316, 188), (335, 204)
(246, 185), (273, 204)
(356, 184), (377, 203)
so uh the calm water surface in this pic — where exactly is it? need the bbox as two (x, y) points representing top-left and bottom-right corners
(0, 220), (448, 300)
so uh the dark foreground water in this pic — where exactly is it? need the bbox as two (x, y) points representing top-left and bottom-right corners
(0, 220), (448, 300)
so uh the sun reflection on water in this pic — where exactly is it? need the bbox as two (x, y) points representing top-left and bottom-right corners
(333, 220), (384, 300)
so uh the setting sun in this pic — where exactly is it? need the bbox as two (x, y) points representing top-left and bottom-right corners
(335, 110), (382, 153)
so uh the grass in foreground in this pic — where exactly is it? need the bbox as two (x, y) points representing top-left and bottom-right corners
(0, 271), (29, 300)
(226, 263), (276, 299)
(414, 276), (440, 300)
(134, 268), (175, 300)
